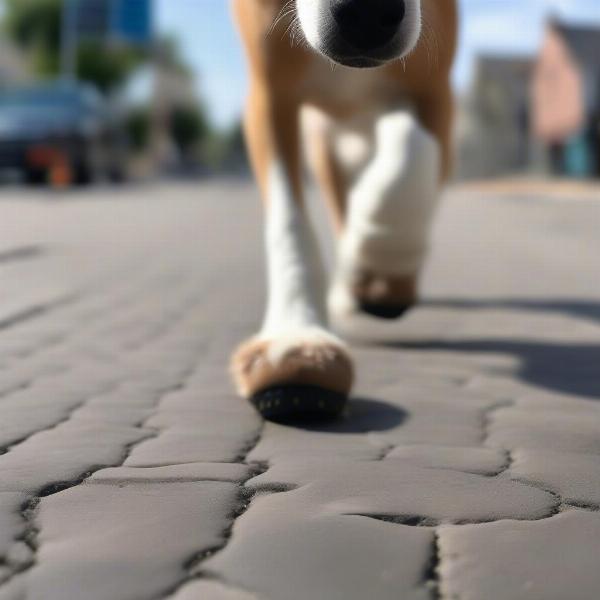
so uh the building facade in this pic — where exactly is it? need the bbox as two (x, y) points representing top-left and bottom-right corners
(457, 19), (600, 180)
(456, 56), (533, 179)
(532, 21), (600, 177)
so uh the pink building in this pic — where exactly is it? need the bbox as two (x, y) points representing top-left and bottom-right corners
(531, 21), (600, 176)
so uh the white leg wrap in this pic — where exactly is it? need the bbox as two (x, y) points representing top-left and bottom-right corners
(255, 161), (348, 364)
(330, 111), (441, 316)
(261, 161), (328, 337)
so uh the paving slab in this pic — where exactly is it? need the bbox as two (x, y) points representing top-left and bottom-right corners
(247, 459), (558, 523)
(247, 423), (385, 463)
(0, 421), (149, 494)
(439, 510), (600, 600)
(171, 579), (260, 600)
(205, 495), (435, 600)
(89, 463), (252, 484)
(386, 444), (508, 475)
(487, 406), (600, 454)
(124, 431), (249, 466)
(509, 449), (600, 507)
(13, 482), (239, 600)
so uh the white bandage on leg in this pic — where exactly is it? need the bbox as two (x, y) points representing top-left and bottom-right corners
(329, 110), (441, 317)
(261, 161), (328, 337)
(255, 161), (349, 372)
(343, 111), (441, 276)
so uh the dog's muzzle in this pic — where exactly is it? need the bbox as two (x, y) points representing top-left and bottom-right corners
(297, 0), (420, 68)
(330, 0), (406, 53)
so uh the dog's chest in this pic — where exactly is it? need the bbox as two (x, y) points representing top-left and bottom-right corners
(302, 60), (402, 116)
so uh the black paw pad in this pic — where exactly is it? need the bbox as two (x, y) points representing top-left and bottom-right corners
(251, 385), (347, 423)
(358, 302), (413, 320)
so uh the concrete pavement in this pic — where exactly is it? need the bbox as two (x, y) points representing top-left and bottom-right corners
(0, 181), (599, 599)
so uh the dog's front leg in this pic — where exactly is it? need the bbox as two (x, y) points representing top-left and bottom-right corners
(231, 79), (353, 417)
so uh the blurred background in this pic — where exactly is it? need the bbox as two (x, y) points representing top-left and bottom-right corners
(0, 0), (599, 187)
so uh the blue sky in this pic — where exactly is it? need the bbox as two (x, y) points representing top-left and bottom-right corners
(157, 0), (600, 127)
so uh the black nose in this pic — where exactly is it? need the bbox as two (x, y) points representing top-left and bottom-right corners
(330, 0), (405, 52)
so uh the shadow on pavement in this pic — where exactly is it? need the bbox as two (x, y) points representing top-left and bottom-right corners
(382, 297), (600, 401)
(390, 339), (600, 401)
(297, 398), (408, 433)
(422, 298), (600, 328)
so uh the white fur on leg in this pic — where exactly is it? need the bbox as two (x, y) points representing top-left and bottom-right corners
(330, 110), (441, 318)
(261, 161), (327, 336)
(260, 161), (347, 364)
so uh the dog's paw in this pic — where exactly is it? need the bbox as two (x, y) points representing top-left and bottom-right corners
(330, 270), (418, 321)
(231, 328), (354, 401)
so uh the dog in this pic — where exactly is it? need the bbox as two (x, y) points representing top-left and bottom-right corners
(231, 0), (457, 419)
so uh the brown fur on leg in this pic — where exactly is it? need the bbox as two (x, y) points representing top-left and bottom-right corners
(231, 337), (354, 398)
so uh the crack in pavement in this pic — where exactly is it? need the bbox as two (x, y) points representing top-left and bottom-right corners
(0, 380), (120, 456)
(351, 514), (440, 527)
(0, 295), (78, 332)
(0, 342), (200, 589)
(0, 246), (44, 265)
(0, 431), (159, 589)
(424, 531), (441, 600)
(159, 425), (269, 600)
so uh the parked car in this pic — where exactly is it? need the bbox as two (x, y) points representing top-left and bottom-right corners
(0, 81), (128, 185)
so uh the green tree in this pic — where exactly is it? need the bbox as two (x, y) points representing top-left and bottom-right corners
(125, 106), (151, 153)
(4, 0), (62, 74)
(3, 0), (143, 92)
(200, 120), (249, 172)
(76, 40), (141, 93)
(170, 104), (210, 158)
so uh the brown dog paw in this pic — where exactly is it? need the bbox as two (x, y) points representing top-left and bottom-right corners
(330, 270), (418, 321)
(352, 270), (418, 319)
(231, 330), (354, 401)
